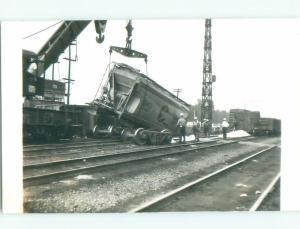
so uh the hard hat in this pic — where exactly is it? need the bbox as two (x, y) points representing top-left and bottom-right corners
(223, 118), (227, 121)
(194, 117), (198, 120)
(180, 113), (184, 117)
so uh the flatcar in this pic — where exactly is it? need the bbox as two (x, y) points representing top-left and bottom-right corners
(93, 63), (191, 144)
(253, 118), (281, 136)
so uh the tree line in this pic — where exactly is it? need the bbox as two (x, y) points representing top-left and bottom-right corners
(188, 99), (229, 124)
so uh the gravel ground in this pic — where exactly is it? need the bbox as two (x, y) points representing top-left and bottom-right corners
(257, 180), (280, 211)
(24, 138), (280, 213)
(141, 147), (280, 211)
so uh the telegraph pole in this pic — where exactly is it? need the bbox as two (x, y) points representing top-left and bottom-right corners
(173, 88), (182, 98)
(201, 19), (216, 126)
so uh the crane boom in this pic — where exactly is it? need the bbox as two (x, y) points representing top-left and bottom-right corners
(35, 21), (89, 77)
(35, 20), (107, 77)
(23, 20), (107, 98)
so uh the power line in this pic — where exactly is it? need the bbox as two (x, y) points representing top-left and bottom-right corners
(173, 88), (182, 98)
(23, 21), (63, 40)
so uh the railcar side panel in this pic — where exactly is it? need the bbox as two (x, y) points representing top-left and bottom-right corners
(122, 83), (189, 132)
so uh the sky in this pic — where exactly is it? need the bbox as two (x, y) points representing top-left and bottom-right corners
(21, 19), (298, 119)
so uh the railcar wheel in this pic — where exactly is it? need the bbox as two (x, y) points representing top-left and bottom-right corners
(134, 128), (148, 145)
(161, 129), (172, 144)
(121, 128), (133, 142)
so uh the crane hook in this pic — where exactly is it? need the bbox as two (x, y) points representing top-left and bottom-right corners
(95, 20), (107, 44)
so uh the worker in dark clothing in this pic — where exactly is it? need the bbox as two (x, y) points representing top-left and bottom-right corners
(192, 117), (200, 142)
(203, 119), (210, 137)
(221, 118), (229, 139)
(177, 113), (186, 143)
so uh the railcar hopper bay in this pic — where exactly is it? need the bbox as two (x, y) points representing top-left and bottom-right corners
(19, 19), (283, 212)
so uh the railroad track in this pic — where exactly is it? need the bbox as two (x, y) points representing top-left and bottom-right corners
(23, 136), (254, 160)
(24, 136), (255, 152)
(249, 173), (280, 211)
(128, 145), (279, 212)
(24, 141), (132, 161)
(23, 139), (121, 153)
(23, 139), (240, 187)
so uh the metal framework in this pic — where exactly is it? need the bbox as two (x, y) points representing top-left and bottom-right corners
(110, 20), (147, 63)
(201, 19), (215, 125)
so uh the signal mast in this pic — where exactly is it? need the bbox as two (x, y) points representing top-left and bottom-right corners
(201, 19), (216, 127)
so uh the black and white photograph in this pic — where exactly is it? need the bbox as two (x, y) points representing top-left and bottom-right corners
(14, 18), (286, 213)
(1, 0), (300, 227)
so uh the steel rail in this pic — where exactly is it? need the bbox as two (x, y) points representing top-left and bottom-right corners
(249, 172), (280, 211)
(24, 140), (218, 168)
(23, 140), (121, 152)
(128, 145), (277, 213)
(23, 135), (254, 150)
(23, 140), (235, 186)
(24, 138), (117, 148)
(24, 142), (128, 159)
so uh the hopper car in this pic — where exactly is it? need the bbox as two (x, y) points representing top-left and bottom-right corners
(93, 63), (191, 144)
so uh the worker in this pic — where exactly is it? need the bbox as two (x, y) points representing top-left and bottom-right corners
(177, 113), (186, 143)
(192, 117), (201, 142)
(203, 119), (210, 137)
(221, 118), (229, 139)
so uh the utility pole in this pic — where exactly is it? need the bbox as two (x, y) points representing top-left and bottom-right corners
(201, 19), (216, 126)
(173, 88), (182, 98)
(63, 42), (77, 104)
(52, 64), (55, 80)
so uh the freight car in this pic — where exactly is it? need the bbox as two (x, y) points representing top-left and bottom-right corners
(23, 104), (97, 142)
(253, 118), (281, 136)
(93, 63), (191, 144)
(228, 109), (260, 134)
(23, 76), (97, 142)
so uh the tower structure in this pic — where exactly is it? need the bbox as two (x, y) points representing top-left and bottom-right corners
(201, 19), (215, 125)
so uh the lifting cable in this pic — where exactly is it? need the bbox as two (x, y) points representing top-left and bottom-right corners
(57, 62), (61, 80)
(92, 53), (113, 102)
(23, 20), (63, 40)
(145, 59), (148, 76)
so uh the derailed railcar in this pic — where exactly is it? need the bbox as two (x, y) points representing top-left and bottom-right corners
(94, 63), (191, 144)
(253, 118), (281, 136)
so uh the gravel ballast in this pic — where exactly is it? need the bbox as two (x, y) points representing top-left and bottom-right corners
(24, 138), (280, 212)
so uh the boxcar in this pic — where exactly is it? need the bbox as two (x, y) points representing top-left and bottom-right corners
(253, 118), (281, 136)
(229, 109), (260, 134)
